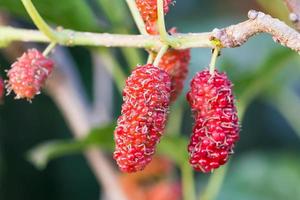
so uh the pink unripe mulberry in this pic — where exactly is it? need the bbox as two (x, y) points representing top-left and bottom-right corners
(114, 64), (171, 173)
(186, 69), (239, 173)
(6, 49), (54, 100)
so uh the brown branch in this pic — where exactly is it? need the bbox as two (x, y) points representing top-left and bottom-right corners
(283, 0), (300, 31)
(212, 10), (300, 53)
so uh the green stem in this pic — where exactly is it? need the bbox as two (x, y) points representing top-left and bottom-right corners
(153, 45), (168, 66)
(181, 163), (196, 200)
(0, 26), (215, 49)
(157, 0), (169, 40)
(42, 42), (56, 56)
(125, 0), (148, 35)
(147, 52), (155, 64)
(157, 0), (179, 47)
(20, 0), (58, 42)
(95, 0), (144, 70)
(200, 165), (229, 200)
(209, 47), (220, 74)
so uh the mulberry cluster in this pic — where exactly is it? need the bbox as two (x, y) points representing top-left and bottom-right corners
(6, 49), (54, 100)
(135, 0), (173, 34)
(114, 64), (171, 172)
(186, 69), (239, 173)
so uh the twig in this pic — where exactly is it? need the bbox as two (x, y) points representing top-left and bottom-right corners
(212, 10), (300, 53)
(2, 10), (300, 53)
(283, 0), (300, 31)
(46, 47), (128, 200)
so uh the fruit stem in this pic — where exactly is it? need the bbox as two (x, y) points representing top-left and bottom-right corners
(157, 0), (179, 47)
(181, 163), (196, 200)
(157, 0), (169, 40)
(147, 52), (155, 64)
(21, 0), (59, 42)
(200, 164), (229, 200)
(125, 0), (148, 35)
(209, 47), (220, 75)
(153, 45), (168, 67)
(42, 42), (56, 56)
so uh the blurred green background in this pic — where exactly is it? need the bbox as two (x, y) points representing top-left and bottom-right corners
(0, 0), (300, 200)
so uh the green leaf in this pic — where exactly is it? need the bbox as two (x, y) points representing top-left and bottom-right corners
(158, 135), (188, 165)
(27, 122), (188, 169)
(234, 48), (295, 114)
(219, 152), (300, 200)
(96, 0), (144, 68)
(269, 88), (300, 140)
(27, 124), (115, 169)
(96, 0), (130, 28)
(0, 0), (100, 31)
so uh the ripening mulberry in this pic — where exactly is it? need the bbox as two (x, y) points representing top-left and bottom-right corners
(186, 69), (239, 173)
(6, 49), (54, 100)
(159, 48), (190, 102)
(114, 64), (171, 173)
(0, 77), (4, 100)
(136, 0), (173, 34)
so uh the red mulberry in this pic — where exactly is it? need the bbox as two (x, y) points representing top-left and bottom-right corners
(114, 64), (171, 173)
(136, 0), (173, 34)
(0, 77), (4, 100)
(186, 69), (239, 173)
(6, 49), (54, 100)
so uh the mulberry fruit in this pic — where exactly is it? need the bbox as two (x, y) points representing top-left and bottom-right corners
(6, 49), (54, 100)
(0, 77), (4, 100)
(186, 69), (239, 173)
(114, 64), (171, 172)
(136, 0), (173, 34)
(159, 48), (190, 102)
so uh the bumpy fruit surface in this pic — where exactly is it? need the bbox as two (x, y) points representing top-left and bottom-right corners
(6, 49), (54, 100)
(114, 64), (171, 173)
(186, 69), (239, 173)
(0, 77), (4, 99)
(159, 48), (190, 102)
(136, 0), (173, 34)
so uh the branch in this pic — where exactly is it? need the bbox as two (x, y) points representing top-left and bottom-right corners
(212, 10), (300, 53)
(283, 0), (300, 31)
(1, 10), (300, 52)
